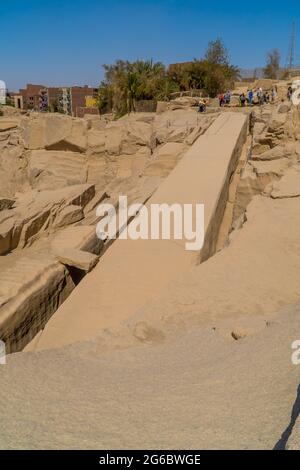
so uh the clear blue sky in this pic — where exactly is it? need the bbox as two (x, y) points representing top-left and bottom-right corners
(1, 0), (299, 91)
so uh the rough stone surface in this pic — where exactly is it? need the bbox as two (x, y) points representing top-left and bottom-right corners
(271, 166), (300, 198)
(0, 197), (15, 211)
(32, 113), (248, 350)
(3, 90), (300, 449)
(53, 205), (84, 228)
(55, 248), (99, 272)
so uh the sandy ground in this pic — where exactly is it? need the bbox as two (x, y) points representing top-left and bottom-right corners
(0, 303), (299, 450)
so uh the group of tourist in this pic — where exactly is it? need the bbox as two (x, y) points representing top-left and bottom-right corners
(197, 84), (283, 113)
(218, 91), (232, 107)
(198, 87), (280, 112)
(235, 87), (278, 107)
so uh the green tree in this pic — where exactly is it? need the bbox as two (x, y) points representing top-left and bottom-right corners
(205, 38), (229, 65)
(99, 59), (175, 116)
(98, 39), (240, 116)
(264, 49), (281, 79)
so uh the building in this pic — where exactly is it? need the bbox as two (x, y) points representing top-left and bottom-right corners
(39, 88), (49, 112)
(10, 93), (24, 109)
(39, 87), (61, 112)
(0, 80), (7, 105)
(70, 86), (98, 117)
(58, 88), (72, 115)
(20, 84), (45, 110)
(85, 95), (97, 108)
(15, 83), (99, 116)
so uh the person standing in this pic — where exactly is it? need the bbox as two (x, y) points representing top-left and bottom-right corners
(256, 88), (261, 105)
(258, 88), (264, 106)
(240, 93), (246, 107)
(225, 90), (231, 105)
(248, 89), (254, 106)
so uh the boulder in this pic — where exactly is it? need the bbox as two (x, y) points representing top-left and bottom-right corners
(253, 122), (266, 137)
(44, 115), (73, 149)
(87, 129), (106, 155)
(277, 102), (292, 114)
(50, 119), (88, 153)
(0, 120), (19, 132)
(0, 184), (95, 251)
(51, 225), (103, 255)
(233, 165), (266, 222)
(231, 329), (247, 340)
(105, 125), (124, 155)
(22, 115), (45, 150)
(123, 121), (152, 149)
(28, 150), (87, 190)
(267, 113), (287, 133)
(55, 248), (99, 272)
(169, 97), (199, 110)
(22, 114), (88, 152)
(54, 205), (84, 228)
(252, 145), (292, 161)
(271, 167), (300, 198)
(18, 207), (51, 248)
(248, 159), (290, 196)
(252, 143), (271, 156)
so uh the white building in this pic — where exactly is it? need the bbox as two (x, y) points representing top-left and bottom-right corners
(0, 80), (7, 105)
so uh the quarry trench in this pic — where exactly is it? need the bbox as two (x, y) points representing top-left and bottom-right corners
(0, 111), (251, 354)
(28, 112), (250, 352)
(2, 82), (300, 450)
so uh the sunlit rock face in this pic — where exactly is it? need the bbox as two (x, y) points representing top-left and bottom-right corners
(292, 80), (300, 106)
(0, 80), (6, 105)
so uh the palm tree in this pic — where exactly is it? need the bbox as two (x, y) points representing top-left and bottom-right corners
(125, 71), (139, 112)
